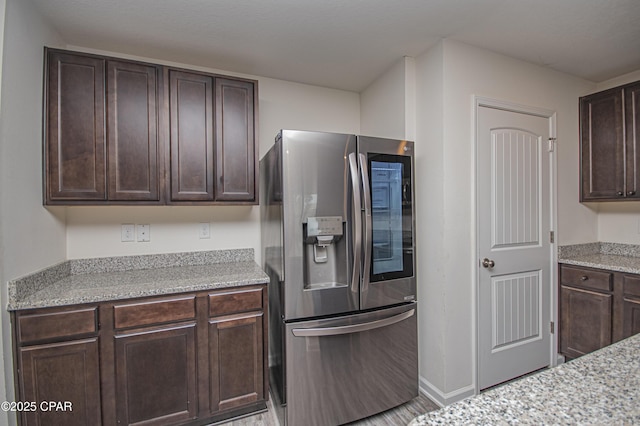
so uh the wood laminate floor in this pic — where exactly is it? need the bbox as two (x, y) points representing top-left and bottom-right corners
(216, 393), (439, 426)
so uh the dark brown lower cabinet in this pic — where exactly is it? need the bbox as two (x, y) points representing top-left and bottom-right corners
(560, 285), (612, 358)
(18, 339), (102, 426)
(623, 297), (640, 337)
(12, 285), (267, 426)
(209, 313), (264, 414)
(115, 324), (198, 425)
(622, 274), (640, 337)
(559, 263), (640, 359)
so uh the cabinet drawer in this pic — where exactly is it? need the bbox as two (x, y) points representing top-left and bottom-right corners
(560, 265), (613, 292)
(623, 275), (640, 298)
(18, 307), (97, 344)
(209, 287), (263, 317)
(114, 295), (196, 329)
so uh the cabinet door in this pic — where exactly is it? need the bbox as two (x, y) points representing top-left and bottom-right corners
(580, 87), (625, 201)
(622, 274), (640, 338)
(214, 78), (257, 202)
(625, 82), (640, 199)
(107, 60), (161, 201)
(115, 323), (197, 425)
(560, 285), (612, 358)
(169, 70), (214, 201)
(46, 51), (106, 202)
(19, 338), (101, 426)
(209, 313), (264, 414)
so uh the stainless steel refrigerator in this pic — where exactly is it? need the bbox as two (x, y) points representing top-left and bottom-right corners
(260, 130), (417, 426)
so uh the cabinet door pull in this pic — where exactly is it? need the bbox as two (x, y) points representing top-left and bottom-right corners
(628, 191), (636, 196)
(617, 191), (624, 196)
(581, 275), (589, 281)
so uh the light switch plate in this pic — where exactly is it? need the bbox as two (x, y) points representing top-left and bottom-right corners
(137, 224), (150, 242)
(121, 224), (135, 242)
(199, 223), (210, 239)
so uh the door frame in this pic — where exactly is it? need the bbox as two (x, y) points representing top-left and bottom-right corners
(472, 96), (558, 395)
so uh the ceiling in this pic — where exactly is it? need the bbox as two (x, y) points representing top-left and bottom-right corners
(31, 0), (640, 92)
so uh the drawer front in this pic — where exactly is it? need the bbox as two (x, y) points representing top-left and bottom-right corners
(623, 274), (640, 298)
(209, 287), (263, 317)
(114, 295), (196, 330)
(18, 307), (97, 344)
(560, 265), (613, 292)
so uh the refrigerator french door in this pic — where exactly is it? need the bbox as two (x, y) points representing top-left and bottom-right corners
(357, 136), (415, 310)
(260, 130), (417, 426)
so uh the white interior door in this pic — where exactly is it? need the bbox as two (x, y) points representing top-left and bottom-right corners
(477, 105), (552, 390)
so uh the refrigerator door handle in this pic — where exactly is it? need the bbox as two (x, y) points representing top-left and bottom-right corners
(348, 153), (362, 294)
(291, 309), (415, 337)
(358, 153), (372, 293)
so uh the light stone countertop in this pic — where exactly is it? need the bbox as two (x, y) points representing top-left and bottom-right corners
(410, 333), (640, 425)
(8, 249), (269, 311)
(558, 242), (640, 274)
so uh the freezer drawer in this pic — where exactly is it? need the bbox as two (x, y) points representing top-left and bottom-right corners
(284, 303), (418, 426)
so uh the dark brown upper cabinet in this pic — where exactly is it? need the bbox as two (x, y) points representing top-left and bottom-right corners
(580, 80), (640, 201)
(46, 51), (106, 202)
(215, 78), (257, 202)
(167, 71), (258, 204)
(45, 49), (162, 205)
(169, 70), (215, 201)
(44, 48), (259, 205)
(107, 60), (162, 202)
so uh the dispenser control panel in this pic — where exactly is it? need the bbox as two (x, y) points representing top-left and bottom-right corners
(306, 216), (343, 238)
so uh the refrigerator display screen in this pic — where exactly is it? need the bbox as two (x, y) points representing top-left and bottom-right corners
(368, 154), (414, 282)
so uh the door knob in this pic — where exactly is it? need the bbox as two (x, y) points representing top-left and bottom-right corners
(481, 258), (495, 268)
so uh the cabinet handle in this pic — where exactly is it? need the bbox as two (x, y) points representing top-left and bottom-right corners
(580, 275), (589, 281)
(617, 191), (624, 196)
(628, 191), (636, 196)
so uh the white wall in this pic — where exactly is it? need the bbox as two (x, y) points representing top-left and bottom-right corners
(0, 0), (65, 423)
(0, 0), (66, 287)
(360, 56), (416, 140)
(360, 58), (406, 139)
(414, 39), (596, 405)
(63, 48), (361, 262)
(414, 42), (447, 399)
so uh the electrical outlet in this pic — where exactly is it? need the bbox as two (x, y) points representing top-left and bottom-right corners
(137, 224), (150, 242)
(121, 224), (135, 242)
(199, 223), (210, 239)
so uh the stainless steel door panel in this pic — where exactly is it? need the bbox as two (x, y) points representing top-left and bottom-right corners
(357, 136), (416, 310)
(284, 303), (418, 426)
(281, 130), (358, 320)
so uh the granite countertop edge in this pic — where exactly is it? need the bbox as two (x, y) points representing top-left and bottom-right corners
(8, 249), (269, 311)
(558, 241), (640, 274)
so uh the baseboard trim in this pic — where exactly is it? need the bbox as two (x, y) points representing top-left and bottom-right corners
(419, 376), (476, 407)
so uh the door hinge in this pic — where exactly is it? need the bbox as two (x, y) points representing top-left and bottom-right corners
(550, 321), (555, 334)
(550, 231), (554, 244)
(548, 137), (556, 152)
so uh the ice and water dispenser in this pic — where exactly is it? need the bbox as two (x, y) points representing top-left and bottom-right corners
(302, 216), (348, 289)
